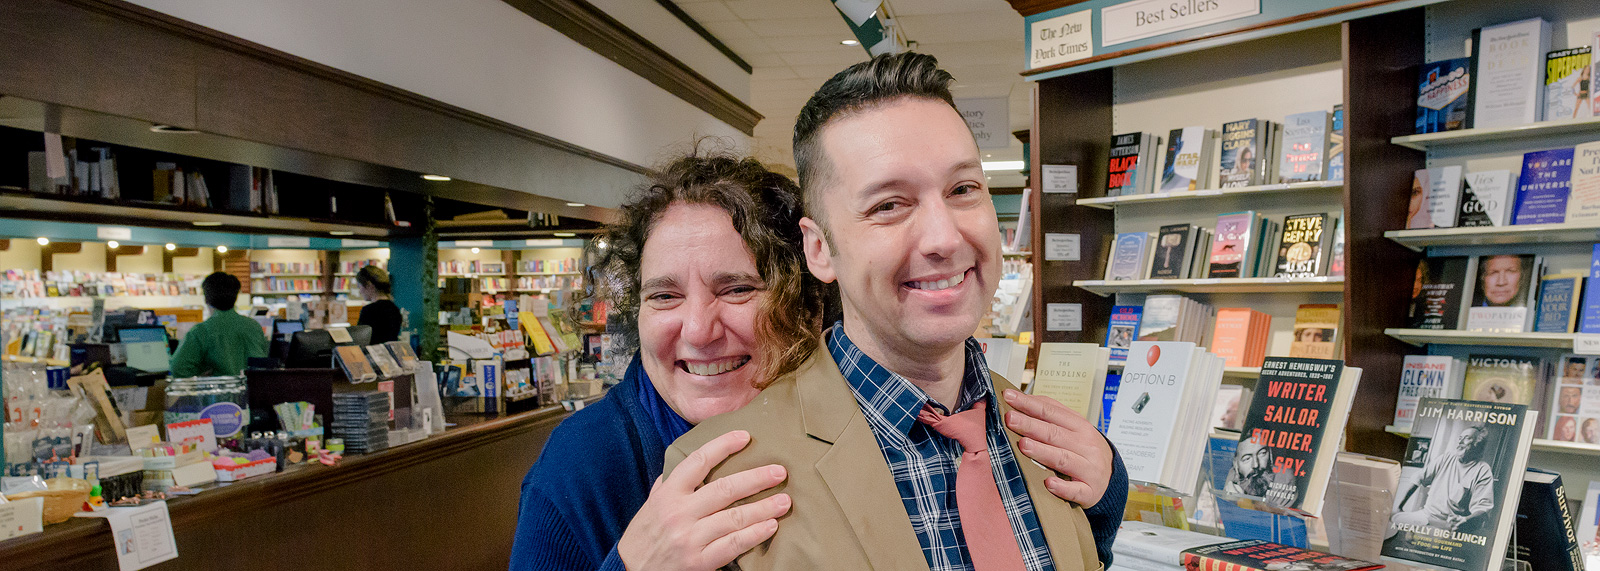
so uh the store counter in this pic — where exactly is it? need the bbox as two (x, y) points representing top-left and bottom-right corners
(0, 405), (572, 570)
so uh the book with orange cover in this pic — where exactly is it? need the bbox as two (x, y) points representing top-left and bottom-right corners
(1211, 308), (1271, 368)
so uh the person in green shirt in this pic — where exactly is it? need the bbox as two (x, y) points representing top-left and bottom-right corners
(170, 272), (268, 377)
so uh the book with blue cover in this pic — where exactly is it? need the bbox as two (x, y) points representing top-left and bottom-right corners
(1514, 148), (1576, 225)
(1105, 231), (1153, 280)
(1581, 244), (1600, 333)
(1098, 373), (1120, 433)
(1417, 58), (1473, 133)
(1535, 273), (1583, 333)
(1277, 111), (1330, 183)
(1105, 305), (1143, 363)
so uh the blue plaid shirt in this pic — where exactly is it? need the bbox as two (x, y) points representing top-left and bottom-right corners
(828, 324), (1056, 571)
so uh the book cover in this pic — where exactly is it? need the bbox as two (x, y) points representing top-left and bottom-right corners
(1209, 212), (1258, 279)
(1544, 47), (1593, 121)
(1210, 308), (1255, 369)
(1459, 170), (1514, 227)
(335, 345), (377, 383)
(1161, 126), (1208, 191)
(1328, 105), (1344, 182)
(1139, 295), (1183, 342)
(1116, 521), (1233, 566)
(1417, 58), (1474, 133)
(1099, 372), (1121, 434)
(1428, 166), (1464, 228)
(1471, 18), (1552, 128)
(1514, 148), (1576, 225)
(1584, 244), (1600, 333)
(1227, 357), (1349, 513)
(1288, 304), (1339, 359)
(1107, 341), (1199, 485)
(1381, 398), (1537, 571)
(1031, 343), (1103, 420)
(1509, 468), (1585, 571)
(1535, 273), (1583, 333)
(1462, 354), (1540, 405)
(1466, 253), (1537, 332)
(1107, 132), (1148, 196)
(1219, 119), (1261, 188)
(1394, 355), (1461, 432)
(1567, 141), (1600, 223)
(365, 345), (404, 378)
(1273, 213), (1327, 278)
(1407, 169), (1434, 229)
(1546, 355), (1600, 443)
(1327, 218), (1345, 278)
(1578, 481), (1600, 556)
(1407, 256), (1470, 330)
(1184, 540), (1381, 571)
(1151, 224), (1195, 279)
(1105, 305), (1143, 363)
(1278, 110), (1329, 183)
(1213, 385), (1249, 432)
(1106, 232), (1152, 280)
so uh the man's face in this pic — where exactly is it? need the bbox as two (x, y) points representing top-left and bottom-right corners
(1584, 420), (1599, 443)
(1455, 426), (1487, 460)
(1235, 440), (1272, 478)
(1561, 387), (1582, 413)
(800, 97), (1000, 355)
(1481, 256), (1523, 305)
(1565, 360), (1585, 380)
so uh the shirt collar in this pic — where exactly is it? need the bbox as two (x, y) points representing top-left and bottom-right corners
(630, 354), (695, 443)
(826, 321), (995, 436)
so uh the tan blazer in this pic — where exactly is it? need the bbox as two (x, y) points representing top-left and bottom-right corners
(664, 348), (1101, 571)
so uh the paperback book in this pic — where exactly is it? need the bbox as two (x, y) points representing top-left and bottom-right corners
(1417, 58), (1474, 133)
(1278, 110), (1329, 183)
(1273, 213), (1327, 278)
(1408, 256), (1470, 330)
(1462, 354), (1540, 405)
(1105, 305), (1143, 363)
(1393, 355), (1464, 432)
(1219, 119), (1266, 187)
(1288, 304), (1339, 359)
(1514, 148), (1576, 225)
(1470, 18), (1552, 128)
(1458, 170), (1513, 227)
(1546, 354), (1600, 444)
(1226, 357), (1360, 516)
(1210, 307), (1270, 369)
(1544, 47), (1593, 120)
(1151, 224), (1199, 279)
(1465, 253), (1540, 332)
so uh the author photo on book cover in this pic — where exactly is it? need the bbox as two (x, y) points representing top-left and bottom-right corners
(1470, 254), (1533, 307)
(1387, 422), (1505, 537)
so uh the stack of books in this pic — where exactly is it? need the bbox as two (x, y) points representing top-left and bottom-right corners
(331, 391), (391, 455)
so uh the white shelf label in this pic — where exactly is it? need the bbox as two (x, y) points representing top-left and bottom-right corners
(1044, 233), (1080, 261)
(1046, 303), (1082, 332)
(97, 226), (133, 240)
(1574, 334), (1600, 355)
(266, 236), (310, 248)
(1041, 165), (1078, 194)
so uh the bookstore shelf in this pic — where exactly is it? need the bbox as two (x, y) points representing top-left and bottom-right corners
(252, 290), (324, 296)
(1385, 425), (1600, 457)
(1002, 251), (1032, 257)
(1389, 115), (1600, 151)
(1073, 181), (1343, 210)
(1109, 363), (1262, 379)
(0, 187), (399, 239)
(250, 274), (324, 278)
(1383, 328), (1578, 348)
(1073, 277), (1344, 296)
(1384, 221), (1600, 250)
(512, 272), (581, 276)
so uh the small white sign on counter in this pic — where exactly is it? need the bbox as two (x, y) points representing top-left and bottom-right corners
(1046, 303), (1083, 332)
(1041, 165), (1078, 194)
(78, 501), (178, 571)
(1044, 233), (1081, 261)
(1575, 334), (1600, 355)
(0, 497), (44, 540)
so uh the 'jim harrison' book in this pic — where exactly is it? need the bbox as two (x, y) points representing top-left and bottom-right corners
(1408, 256), (1469, 329)
(1417, 58), (1474, 133)
(1273, 213), (1327, 278)
(1226, 357), (1358, 516)
(1380, 397), (1537, 571)
(1184, 540), (1382, 571)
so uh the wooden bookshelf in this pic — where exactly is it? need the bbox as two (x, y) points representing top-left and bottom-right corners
(1073, 180), (1342, 210)
(1385, 221), (1600, 250)
(1383, 328), (1578, 348)
(1389, 115), (1600, 151)
(1385, 425), (1600, 456)
(1073, 276), (1344, 295)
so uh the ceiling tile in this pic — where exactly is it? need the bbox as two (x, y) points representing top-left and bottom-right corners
(776, 48), (871, 68)
(723, 0), (839, 20)
(677, 1), (741, 23)
(889, 0), (1014, 16)
(743, 17), (852, 38)
(699, 19), (759, 40)
(717, 35), (776, 56)
(740, 52), (789, 67)
(751, 65), (801, 81)
(897, 12), (1021, 42)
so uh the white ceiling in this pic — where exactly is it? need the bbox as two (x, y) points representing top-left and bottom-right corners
(673, 0), (1032, 188)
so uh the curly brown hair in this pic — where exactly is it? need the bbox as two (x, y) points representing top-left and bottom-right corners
(583, 150), (824, 388)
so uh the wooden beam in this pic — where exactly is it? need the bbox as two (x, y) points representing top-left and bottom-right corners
(105, 244), (147, 272)
(162, 246), (200, 273)
(40, 241), (83, 272)
(0, 239), (9, 251)
(1031, 71), (1114, 346)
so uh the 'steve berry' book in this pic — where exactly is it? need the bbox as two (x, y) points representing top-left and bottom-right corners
(1104, 305), (1142, 363)
(1208, 211), (1259, 279)
(1277, 110), (1329, 183)
(1381, 398), (1537, 571)
(1273, 213), (1328, 278)
(1417, 58), (1474, 133)
(1513, 148), (1575, 225)
(1226, 357), (1359, 517)
(1183, 540), (1382, 571)
(1407, 256), (1469, 329)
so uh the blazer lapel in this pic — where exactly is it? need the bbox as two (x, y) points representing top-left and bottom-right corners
(797, 350), (927, 571)
(994, 373), (1094, 571)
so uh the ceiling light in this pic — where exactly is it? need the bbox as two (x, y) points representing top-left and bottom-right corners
(330, 231), (355, 236)
(553, 232), (576, 237)
(470, 247), (481, 254)
(107, 240), (119, 249)
(165, 243), (177, 251)
(981, 160), (1025, 172)
(566, 202), (586, 207)
(421, 174), (451, 181)
(216, 245), (228, 253)
(192, 221), (222, 227)
(841, 39), (860, 46)
(149, 124), (199, 134)
(36, 237), (48, 246)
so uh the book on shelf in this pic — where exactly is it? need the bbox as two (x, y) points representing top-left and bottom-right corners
(1327, 217), (1345, 278)
(1568, 141), (1600, 224)
(1113, 521), (1233, 570)
(1151, 224), (1200, 280)
(1107, 132), (1160, 196)
(1105, 305), (1143, 363)
(1139, 294), (1213, 345)
(1544, 47), (1593, 121)
(1515, 147), (1575, 225)
(1463, 354), (1540, 405)
(1105, 231), (1155, 281)
(1408, 256), (1470, 330)
(1578, 482), (1600, 559)
(1380, 397), (1538, 571)
(1272, 213), (1328, 278)
(1470, 18), (1552, 128)
(335, 345), (377, 383)
(1277, 110), (1329, 184)
(1212, 385), (1250, 432)
(1183, 539), (1381, 571)
(1417, 58), (1474, 133)
(1546, 354), (1600, 444)
(1030, 343), (1107, 422)
(1105, 341), (1223, 494)
(1414, 166), (1464, 229)
(1465, 253), (1541, 332)
(1584, 244), (1600, 333)
(1535, 272), (1584, 333)
(1326, 452), (1403, 562)
(1160, 126), (1213, 192)
(1509, 468), (1586, 571)
(1219, 118), (1269, 188)
(1099, 372), (1120, 434)
(1328, 105), (1344, 183)
(1458, 170), (1514, 227)
(1210, 307), (1269, 368)
(1225, 357), (1360, 516)
(1288, 304), (1338, 359)
(1393, 355), (1465, 432)
(977, 338), (1026, 380)
(1208, 211), (1263, 279)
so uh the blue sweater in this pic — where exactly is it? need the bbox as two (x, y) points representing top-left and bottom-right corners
(510, 358), (1130, 570)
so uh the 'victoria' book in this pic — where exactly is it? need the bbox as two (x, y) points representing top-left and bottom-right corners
(1381, 397), (1537, 571)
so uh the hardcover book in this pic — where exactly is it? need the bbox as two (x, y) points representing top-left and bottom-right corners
(1139, 294), (1184, 342)
(1273, 213), (1327, 278)
(1381, 398), (1538, 571)
(1466, 253), (1539, 332)
(1534, 273), (1583, 333)
(1115, 521), (1232, 566)
(1030, 343), (1105, 420)
(1328, 105), (1345, 182)
(1566, 141), (1600, 224)
(1393, 355), (1463, 432)
(1107, 132), (1151, 196)
(1584, 244), (1600, 333)
(1463, 354), (1540, 405)
(1210, 307), (1270, 369)
(1161, 126), (1209, 191)
(1544, 47), (1593, 121)
(1514, 148), (1576, 225)
(1219, 119), (1263, 187)
(1546, 354), (1600, 443)
(1459, 170), (1514, 227)
(1184, 540), (1381, 571)
(335, 345), (377, 383)
(1209, 211), (1259, 279)
(1327, 218), (1345, 278)
(1106, 231), (1153, 281)
(1108, 341), (1222, 493)
(1578, 481), (1600, 555)
(1509, 468), (1586, 571)
(1278, 110), (1329, 183)
(1151, 224), (1197, 279)
(1288, 304), (1339, 359)
(1417, 58), (1474, 133)
(1471, 18), (1552, 128)
(1407, 256), (1470, 330)
(1426, 166), (1463, 228)
(1227, 357), (1358, 516)
(1105, 305), (1143, 363)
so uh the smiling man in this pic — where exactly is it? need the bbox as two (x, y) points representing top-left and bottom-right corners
(665, 52), (1126, 571)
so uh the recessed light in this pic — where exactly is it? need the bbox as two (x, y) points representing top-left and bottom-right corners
(470, 247), (481, 254)
(841, 39), (860, 46)
(192, 221), (223, 227)
(566, 202), (586, 207)
(165, 243), (177, 251)
(553, 232), (576, 237)
(149, 124), (198, 134)
(216, 245), (228, 253)
(421, 174), (451, 181)
(36, 237), (48, 246)
(107, 240), (119, 249)
(330, 231), (355, 236)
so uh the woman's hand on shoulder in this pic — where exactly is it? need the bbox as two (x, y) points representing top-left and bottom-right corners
(618, 430), (790, 571)
(1002, 389), (1113, 508)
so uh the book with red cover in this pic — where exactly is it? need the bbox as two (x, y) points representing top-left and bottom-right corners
(1182, 539), (1382, 571)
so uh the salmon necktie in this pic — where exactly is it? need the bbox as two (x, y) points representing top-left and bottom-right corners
(917, 399), (1027, 571)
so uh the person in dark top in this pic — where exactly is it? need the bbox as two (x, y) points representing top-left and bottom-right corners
(355, 266), (401, 345)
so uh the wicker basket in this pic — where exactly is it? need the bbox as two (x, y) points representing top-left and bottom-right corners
(6, 478), (92, 524)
